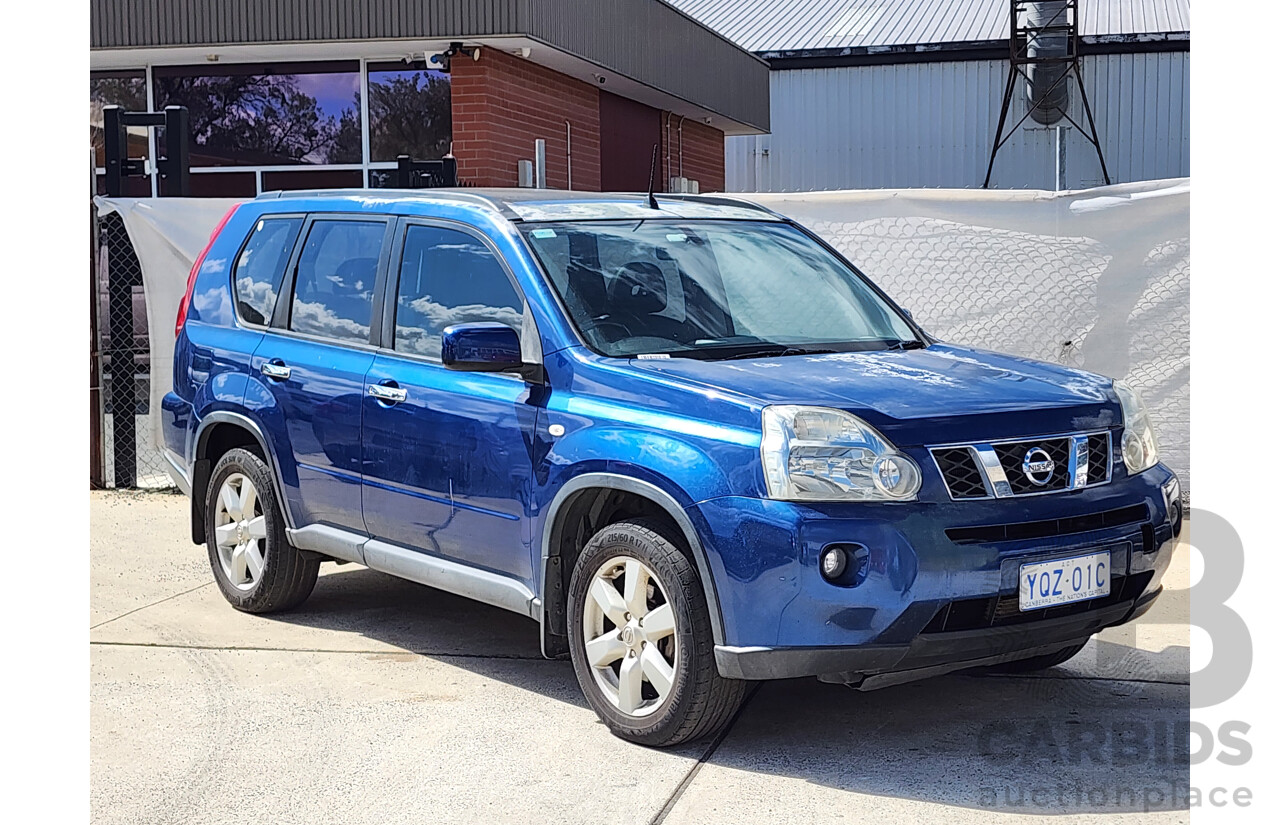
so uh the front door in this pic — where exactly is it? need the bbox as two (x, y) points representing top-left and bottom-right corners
(362, 222), (537, 583)
(250, 215), (391, 533)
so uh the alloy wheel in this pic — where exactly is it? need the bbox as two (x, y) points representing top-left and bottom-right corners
(581, 556), (679, 717)
(213, 473), (268, 591)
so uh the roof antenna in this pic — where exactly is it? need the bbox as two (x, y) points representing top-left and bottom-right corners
(646, 143), (660, 210)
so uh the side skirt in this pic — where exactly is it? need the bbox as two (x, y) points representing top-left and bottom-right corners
(288, 525), (539, 621)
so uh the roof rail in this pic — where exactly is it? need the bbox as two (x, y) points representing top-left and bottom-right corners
(659, 192), (785, 220)
(255, 188), (507, 214)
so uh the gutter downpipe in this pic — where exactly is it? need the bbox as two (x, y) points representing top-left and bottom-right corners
(665, 112), (673, 187)
(565, 120), (572, 190)
(676, 115), (688, 180)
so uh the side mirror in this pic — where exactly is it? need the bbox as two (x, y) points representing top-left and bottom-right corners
(441, 323), (524, 373)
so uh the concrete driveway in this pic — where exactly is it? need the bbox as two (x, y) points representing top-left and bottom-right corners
(91, 490), (1190, 824)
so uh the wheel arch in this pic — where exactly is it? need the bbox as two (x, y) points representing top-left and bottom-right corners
(190, 411), (291, 544)
(538, 473), (725, 658)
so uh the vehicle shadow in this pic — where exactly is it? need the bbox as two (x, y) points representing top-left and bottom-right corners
(267, 565), (1191, 816)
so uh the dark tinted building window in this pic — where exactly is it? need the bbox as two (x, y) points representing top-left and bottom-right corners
(153, 62), (361, 166)
(91, 70), (148, 167)
(189, 172), (258, 198)
(394, 226), (523, 359)
(289, 220), (385, 343)
(234, 218), (303, 326)
(261, 169), (364, 191)
(367, 62), (452, 162)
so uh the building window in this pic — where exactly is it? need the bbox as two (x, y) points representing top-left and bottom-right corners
(92, 59), (453, 197)
(368, 61), (452, 162)
(261, 169), (364, 191)
(91, 70), (148, 167)
(153, 62), (361, 167)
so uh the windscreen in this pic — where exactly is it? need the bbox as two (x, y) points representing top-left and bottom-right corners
(521, 220), (919, 358)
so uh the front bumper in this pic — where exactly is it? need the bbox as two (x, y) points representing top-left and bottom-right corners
(691, 463), (1178, 683)
(716, 584), (1161, 686)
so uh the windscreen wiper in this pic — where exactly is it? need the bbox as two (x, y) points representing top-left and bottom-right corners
(885, 339), (927, 351)
(719, 346), (840, 361)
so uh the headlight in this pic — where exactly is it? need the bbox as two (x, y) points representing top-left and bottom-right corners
(761, 405), (921, 501)
(1114, 381), (1159, 474)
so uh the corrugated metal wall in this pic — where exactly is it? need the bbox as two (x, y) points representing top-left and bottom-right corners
(726, 51), (1189, 191)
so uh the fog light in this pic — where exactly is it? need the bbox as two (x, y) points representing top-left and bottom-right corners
(820, 546), (848, 581)
(1163, 476), (1183, 537)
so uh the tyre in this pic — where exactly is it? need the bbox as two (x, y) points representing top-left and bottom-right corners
(205, 447), (319, 613)
(567, 518), (747, 747)
(989, 640), (1089, 673)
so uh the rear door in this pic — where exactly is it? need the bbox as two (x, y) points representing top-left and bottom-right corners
(361, 220), (538, 583)
(249, 214), (393, 533)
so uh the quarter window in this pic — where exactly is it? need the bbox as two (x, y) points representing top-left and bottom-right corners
(289, 220), (385, 343)
(394, 225), (524, 360)
(233, 217), (302, 326)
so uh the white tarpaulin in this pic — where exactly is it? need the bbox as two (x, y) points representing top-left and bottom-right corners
(744, 180), (1190, 499)
(95, 178), (1189, 496)
(95, 197), (241, 481)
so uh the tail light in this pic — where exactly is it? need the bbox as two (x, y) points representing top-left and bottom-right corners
(175, 204), (240, 339)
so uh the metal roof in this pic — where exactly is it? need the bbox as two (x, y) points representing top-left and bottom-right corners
(663, 0), (1190, 55)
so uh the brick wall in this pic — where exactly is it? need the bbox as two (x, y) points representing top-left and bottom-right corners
(450, 47), (726, 193)
(450, 48), (601, 190)
(659, 116), (726, 193)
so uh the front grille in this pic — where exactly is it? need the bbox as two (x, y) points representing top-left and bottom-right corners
(933, 447), (987, 499)
(1086, 433), (1110, 485)
(929, 430), (1112, 501)
(945, 503), (1149, 544)
(994, 438), (1071, 494)
(921, 571), (1153, 634)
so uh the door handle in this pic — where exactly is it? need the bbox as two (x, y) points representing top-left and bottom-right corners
(261, 361), (291, 380)
(368, 383), (408, 404)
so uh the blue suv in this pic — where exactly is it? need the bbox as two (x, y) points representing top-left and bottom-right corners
(164, 189), (1181, 746)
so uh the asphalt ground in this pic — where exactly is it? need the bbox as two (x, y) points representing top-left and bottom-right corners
(91, 489), (1190, 824)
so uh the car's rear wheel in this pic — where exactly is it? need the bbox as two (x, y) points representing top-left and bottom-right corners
(205, 448), (319, 613)
(990, 639), (1089, 673)
(567, 519), (746, 747)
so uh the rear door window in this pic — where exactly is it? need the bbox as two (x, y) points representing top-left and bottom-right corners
(288, 219), (386, 344)
(233, 217), (302, 326)
(393, 225), (524, 360)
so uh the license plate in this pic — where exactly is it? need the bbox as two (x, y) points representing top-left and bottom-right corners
(1018, 551), (1110, 610)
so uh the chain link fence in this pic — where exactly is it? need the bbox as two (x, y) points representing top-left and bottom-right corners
(93, 210), (171, 489)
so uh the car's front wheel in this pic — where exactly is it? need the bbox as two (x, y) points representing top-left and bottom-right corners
(205, 447), (319, 613)
(567, 519), (746, 747)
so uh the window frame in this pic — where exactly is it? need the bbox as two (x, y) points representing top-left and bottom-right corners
(269, 213), (396, 350)
(378, 217), (533, 365)
(229, 212), (306, 330)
